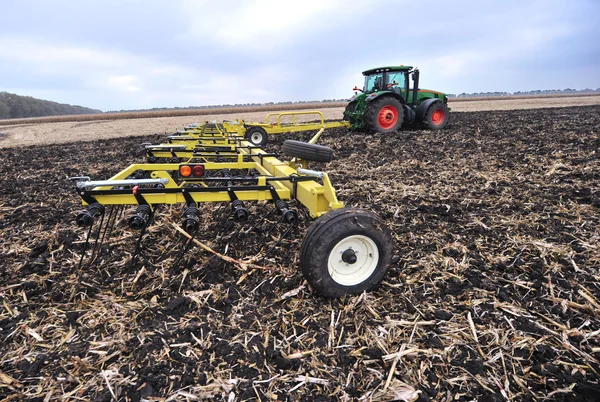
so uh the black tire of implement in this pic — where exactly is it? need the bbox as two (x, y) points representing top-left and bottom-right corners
(423, 102), (450, 130)
(282, 140), (334, 163)
(299, 208), (394, 298)
(343, 101), (357, 124)
(245, 126), (269, 146)
(364, 96), (404, 133)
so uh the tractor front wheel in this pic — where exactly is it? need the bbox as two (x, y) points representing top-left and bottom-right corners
(364, 97), (404, 133)
(245, 126), (269, 146)
(343, 101), (357, 124)
(424, 102), (450, 130)
(299, 208), (393, 298)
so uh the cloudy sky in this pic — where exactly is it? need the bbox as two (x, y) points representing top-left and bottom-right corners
(1, 0), (598, 111)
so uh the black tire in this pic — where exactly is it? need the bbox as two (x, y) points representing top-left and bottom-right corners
(423, 102), (450, 130)
(245, 126), (269, 146)
(343, 101), (357, 124)
(282, 140), (333, 162)
(364, 96), (404, 133)
(299, 208), (393, 298)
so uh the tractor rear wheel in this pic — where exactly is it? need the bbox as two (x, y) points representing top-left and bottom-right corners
(364, 97), (404, 133)
(245, 126), (269, 146)
(282, 140), (333, 162)
(300, 208), (393, 298)
(423, 102), (450, 130)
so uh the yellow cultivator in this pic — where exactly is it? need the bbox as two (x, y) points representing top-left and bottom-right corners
(71, 116), (392, 298)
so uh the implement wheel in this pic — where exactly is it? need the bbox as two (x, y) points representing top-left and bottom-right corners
(300, 208), (393, 298)
(283, 140), (333, 162)
(365, 97), (404, 133)
(424, 102), (450, 130)
(245, 126), (269, 146)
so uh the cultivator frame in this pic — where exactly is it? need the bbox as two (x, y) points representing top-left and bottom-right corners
(71, 114), (393, 298)
(161, 110), (350, 148)
(76, 145), (343, 219)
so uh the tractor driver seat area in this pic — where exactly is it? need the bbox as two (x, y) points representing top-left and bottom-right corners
(373, 77), (383, 91)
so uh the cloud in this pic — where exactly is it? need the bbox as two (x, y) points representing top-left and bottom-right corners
(106, 75), (142, 92)
(0, 36), (297, 109)
(0, 0), (598, 109)
(178, 0), (382, 50)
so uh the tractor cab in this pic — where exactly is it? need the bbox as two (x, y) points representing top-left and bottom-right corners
(345, 65), (450, 132)
(362, 66), (410, 97)
(360, 66), (417, 104)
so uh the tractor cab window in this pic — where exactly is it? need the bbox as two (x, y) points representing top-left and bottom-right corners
(364, 73), (385, 92)
(387, 72), (406, 91)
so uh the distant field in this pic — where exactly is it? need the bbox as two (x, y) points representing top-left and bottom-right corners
(0, 102), (348, 126)
(0, 92), (598, 127)
(1, 95), (599, 148)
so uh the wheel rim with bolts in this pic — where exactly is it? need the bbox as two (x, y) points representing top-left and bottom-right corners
(327, 234), (380, 286)
(377, 106), (399, 129)
(431, 109), (445, 125)
(251, 132), (263, 144)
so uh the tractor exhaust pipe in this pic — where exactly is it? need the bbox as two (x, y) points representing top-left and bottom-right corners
(412, 69), (420, 108)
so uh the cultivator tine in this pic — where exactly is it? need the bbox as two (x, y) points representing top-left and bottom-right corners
(77, 225), (94, 270)
(229, 202), (269, 242)
(88, 205), (123, 265)
(127, 205), (155, 268)
(256, 199), (298, 261)
(261, 221), (296, 263)
(172, 204), (202, 269)
(87, 210), (106, 265)
(212, 202), (230, 221)
(75, 202), (106, 269)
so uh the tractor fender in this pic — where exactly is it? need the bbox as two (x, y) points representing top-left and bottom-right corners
(365, 92), (405, 104)
(415, 98), (441, 122)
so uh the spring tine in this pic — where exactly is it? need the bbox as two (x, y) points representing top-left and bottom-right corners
(258, 214), (285, 247)
(172, 228), (199, 270)
(261, 222), (296, 263)
(229, 213), (256, 242)
(212, 202), (229, 220)
(216, 209), (236, 235)
(90, 208), (112, 266)
(243, 202), (271, 235)
(105, 205), (123, 242)
(129, 208), (155, 269)
(93, 205), (122, 265)
(77, 224), (94, 270)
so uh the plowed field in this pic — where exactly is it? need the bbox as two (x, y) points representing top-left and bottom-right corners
(0, 106), (599, 401)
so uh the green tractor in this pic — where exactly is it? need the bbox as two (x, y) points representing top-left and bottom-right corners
(344, 66), (450, 132)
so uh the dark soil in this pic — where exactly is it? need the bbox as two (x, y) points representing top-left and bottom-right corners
(0, 106), (599, 401)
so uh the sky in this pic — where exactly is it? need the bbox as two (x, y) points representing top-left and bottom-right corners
(0, 0), (598, 111)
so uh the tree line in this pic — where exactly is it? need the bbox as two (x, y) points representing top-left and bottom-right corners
(0, 92), (101, 119)
(448, 88), (600, 98)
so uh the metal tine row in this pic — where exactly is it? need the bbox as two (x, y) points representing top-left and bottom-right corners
(75, 119), (305, 271)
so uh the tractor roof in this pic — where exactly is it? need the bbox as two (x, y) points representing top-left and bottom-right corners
(362, 66), (413, 75)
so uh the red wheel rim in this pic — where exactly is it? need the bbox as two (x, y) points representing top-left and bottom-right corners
(431, 109), (445, 125)
(377, 106), (399, 130)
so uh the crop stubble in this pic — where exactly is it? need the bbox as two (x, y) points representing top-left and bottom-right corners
(0, 105), (599, 401)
